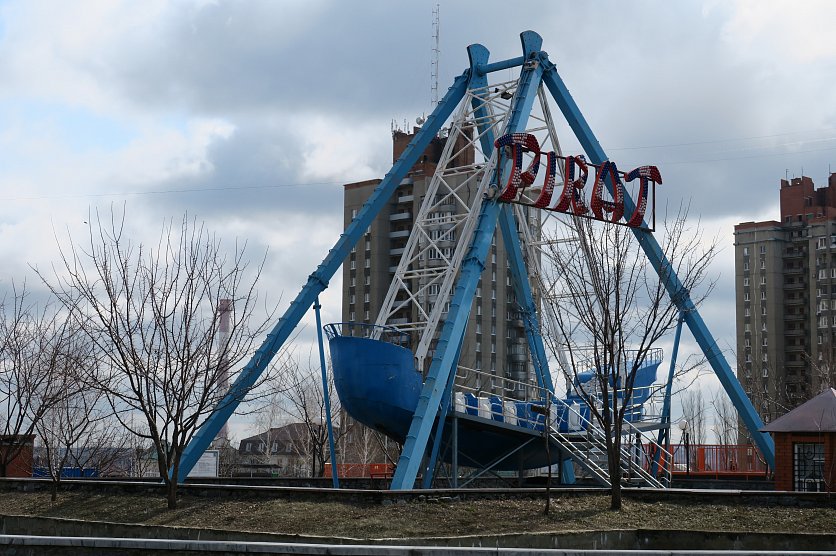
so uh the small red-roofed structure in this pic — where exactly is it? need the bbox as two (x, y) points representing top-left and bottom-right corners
(762, 388), (836, 492)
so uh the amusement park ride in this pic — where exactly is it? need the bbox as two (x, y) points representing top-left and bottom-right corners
(177, 31), (775, 489)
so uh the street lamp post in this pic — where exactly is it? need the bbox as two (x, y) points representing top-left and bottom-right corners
(678, 419), (690, 476)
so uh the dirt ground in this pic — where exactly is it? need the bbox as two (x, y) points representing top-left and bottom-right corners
(0, 491), (834, 539)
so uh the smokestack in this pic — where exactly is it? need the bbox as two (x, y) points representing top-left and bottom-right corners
(216, 299), (232, 444)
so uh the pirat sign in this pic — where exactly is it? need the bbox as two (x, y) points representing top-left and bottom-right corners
(494, 133), (662, 229)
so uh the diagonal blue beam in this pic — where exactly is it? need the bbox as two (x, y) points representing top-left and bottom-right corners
(468, 40), (553, 395)
(498, 204), (554, 393)
(390, 31), (545, 490)
(175, 70), (471, 482)
(540, 56), (775, 467)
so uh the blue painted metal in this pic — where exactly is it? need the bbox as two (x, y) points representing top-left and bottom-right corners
(314, 297), (339, 489)
(467, 39), (554, 395)
(175, 72), (471, 482)
(390, 32), (546, 490)
(498, 204), (554, 393)
(327, 326), (421, 443)
(476, 56), (525, 76)
(420, 340), (462, 489)
(540, 55), (775, 468)
(653, 312), (684, 477)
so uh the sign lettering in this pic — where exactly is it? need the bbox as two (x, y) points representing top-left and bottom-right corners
(494, 133), (662, 229)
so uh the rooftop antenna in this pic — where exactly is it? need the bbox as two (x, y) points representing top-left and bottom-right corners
(431, 4), (440, 107)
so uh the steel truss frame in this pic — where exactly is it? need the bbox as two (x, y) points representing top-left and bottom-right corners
(175, 32), (775, 488)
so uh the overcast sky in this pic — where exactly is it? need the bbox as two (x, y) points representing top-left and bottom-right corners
(1, 1), (835, 440)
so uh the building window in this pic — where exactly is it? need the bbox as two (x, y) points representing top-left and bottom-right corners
(762, 323), (767, 332)
(762, 337), (768, 347)
(745, 323), (750, 333)
(744, 277), (750, 286)
(831, 267), (836, 279)
(745, 308), (750, 317)
(793, 443), (825, 492)
(349, 294), (355, 305)
(364, 292), (369, 303)
(762, 352), (768, 362)
(350, 311), (355, 321)
(817, 237), (827, 250)
(820, 316), (829, 328)
(365, 258), (370, 268)
(760, 275), (766, 285)
(745, 354), (751, 363)
(350, 260), (356, 270)
(819, 269), (827, 280)
(365, 275), (370, 286)
(760, 245), (766, 254)
(744, 338), (751, 347)
(761, 291), (767, 300)
(743, 247), (749, 256)
(761, 306), (766, 315)
(744, 292), (750, 301)
(760, 260), (765, 269)
(762, 366), (768, 377)
(743, 262), (750, 271)
(475, 341), (481, 352)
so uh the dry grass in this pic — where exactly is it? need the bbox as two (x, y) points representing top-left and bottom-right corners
(1, 491), (835, 540)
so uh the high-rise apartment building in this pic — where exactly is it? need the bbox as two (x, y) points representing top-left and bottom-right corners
(342, 128), (535, 395)
(734, 174), (836, 424)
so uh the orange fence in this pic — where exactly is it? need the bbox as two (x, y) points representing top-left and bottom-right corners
(665, 444), (769, 478)
(323, 463), (394, 479)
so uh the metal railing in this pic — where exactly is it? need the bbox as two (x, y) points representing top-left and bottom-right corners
(450, 366), (673, 488)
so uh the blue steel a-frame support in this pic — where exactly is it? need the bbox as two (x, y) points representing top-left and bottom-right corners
(175, 69), (471, 482)
(177, 30), (775, 483)
(538, 61), (774, 468)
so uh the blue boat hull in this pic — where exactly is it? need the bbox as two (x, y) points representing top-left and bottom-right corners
(329, 334), (421, 443)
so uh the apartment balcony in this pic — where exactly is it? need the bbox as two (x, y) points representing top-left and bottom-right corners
(783, 282), (806, 290)
(784, 329), (807, 336)
(396, 194), (414, 204)
(783, 297), (807, 306)
(784, 345), (806, 352)
(389, 212), (412, 222)
(784, 314), (806, 321)
(390, 247), (405, 257)
(784, 267), (807, 275)
(389, 230), (410, 239)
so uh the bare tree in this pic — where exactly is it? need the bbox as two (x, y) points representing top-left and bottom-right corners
(681, 388), (708, 445)
(281, 361), (349, 478)
(711, 388), (738, 446)
(36, 381), (129, 500)
(0, 285), (72, 478)
(543, 209), (715, 510)
(41, 210), (272, 508)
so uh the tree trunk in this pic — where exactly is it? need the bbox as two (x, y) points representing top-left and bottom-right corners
(610, 477), (622, 510)
(166, 479), (178, 509)
(51, 476), (60, 502)
(606, 424), (622, 511)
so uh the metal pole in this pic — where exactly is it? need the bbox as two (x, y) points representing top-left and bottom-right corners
(314, 297), (339, 489)
(451, 414), (458, 488)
